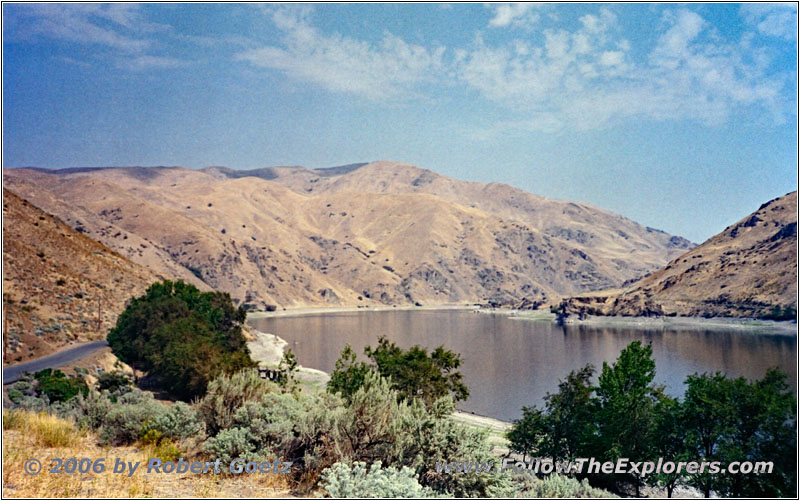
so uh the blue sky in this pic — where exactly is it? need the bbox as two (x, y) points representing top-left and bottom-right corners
(2, 3), (797, 242)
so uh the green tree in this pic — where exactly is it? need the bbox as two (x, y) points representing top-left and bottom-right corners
(327, 337), (469, 408)
(595, 341), (661, 496)
(505, 365), (596, 466)
(107, 280), (255, 399)
(33, 369), (89, 403)
(648, 394), (687, 498)
(682, 372), (736, 497)
(507, 405), (550, 462)
(683, 369), (797, 498)
(327, 344), (372, 401)
(278, 349), (299, 393)
(95, 371), (133, 395)
(365, 337), (469, 407)
(544, 364), (597, 463)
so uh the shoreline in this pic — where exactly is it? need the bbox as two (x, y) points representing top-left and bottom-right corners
(247, 303), (476, 319)
(560, 314), (797, 334)
(249, 305), (796, 334)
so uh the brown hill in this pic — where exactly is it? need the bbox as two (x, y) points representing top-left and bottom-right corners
(559, 191), (798, 319)
(4, 162), (692, 310)
(2, 189), (160, 364)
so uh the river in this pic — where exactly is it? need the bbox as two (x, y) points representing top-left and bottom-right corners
(249, 310), (797, 422)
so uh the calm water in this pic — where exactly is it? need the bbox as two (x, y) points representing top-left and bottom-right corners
(249, 310), (797, 422)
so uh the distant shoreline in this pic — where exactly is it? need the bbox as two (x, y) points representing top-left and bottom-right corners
(247, 304), (475, 319)
(248, 305), (796, 334)
(559, 314), (797, 334)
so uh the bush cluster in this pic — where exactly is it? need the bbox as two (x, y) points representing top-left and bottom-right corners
(9, 381), (204, 448)
(198, 369), (512, 496)
(319, 461), (437, 498)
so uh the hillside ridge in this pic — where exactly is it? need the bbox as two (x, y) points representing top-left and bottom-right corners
(4, 161), (694, 310)
(558, 191), (798, 319)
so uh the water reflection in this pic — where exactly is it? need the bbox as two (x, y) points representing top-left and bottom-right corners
(249, 310), (797, 422)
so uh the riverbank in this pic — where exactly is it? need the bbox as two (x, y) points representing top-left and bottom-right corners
(560, 314), (797, 334)
(248, 303), (475, 319)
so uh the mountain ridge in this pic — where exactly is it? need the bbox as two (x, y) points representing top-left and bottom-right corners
(4, 161), (694, 310)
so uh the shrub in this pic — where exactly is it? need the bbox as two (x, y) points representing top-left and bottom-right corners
(523, 474), (617, 498)
(59, 389), (113, 430)
(96, 371), (133, 394)
(320, 461), (437, 498)
(7, 389), (24, 404)
(205, 427), (256, 465)
(99, 390), (167, 445)
(198, 370), (273, 436)
(33, 369), (88, 403)
(152, 401), (204, 441)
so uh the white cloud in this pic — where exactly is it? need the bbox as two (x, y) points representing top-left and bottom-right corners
(236, 8), (445, 101)
(117, 55), (192, 71)
(488, 4), (539, 28)
(458, 7), (793, 134)
(599, 50), (624, 67)
(4, 4), (188, 72)
(6, 4), (153, 52)
(741, 4), (798, 40)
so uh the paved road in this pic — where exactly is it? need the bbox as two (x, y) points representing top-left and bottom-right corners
(3, 340), (109, 384)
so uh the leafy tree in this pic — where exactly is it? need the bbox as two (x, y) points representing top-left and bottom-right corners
(278, 349), (299, 393)
(328, 337), (469, 408)
(327, 344), (372, 402)
(544, 364), (597, 463)
(366, 336), (469, 407)
(507, 405), (549, 462)
(683, 369), (797, 498)
(96, 371), (133, 395)
(506, 365), (596, 467)
(595, 341), (661, 496)
(107, 280), (255, 399)
(647, 394), (687, 497)
(682, 372), (736, 497)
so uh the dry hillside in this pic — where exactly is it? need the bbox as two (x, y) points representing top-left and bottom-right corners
(560, 191), (798, 319)
(2, 189), (160, 364)
(4, 162), (692, 310)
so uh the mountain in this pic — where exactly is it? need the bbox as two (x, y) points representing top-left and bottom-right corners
(3, 162), (692, 310)
(2, 189), (160, 364)
(559, 191), (797, 319)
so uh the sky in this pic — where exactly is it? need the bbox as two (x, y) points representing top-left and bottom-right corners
(2, 3), (797, 243)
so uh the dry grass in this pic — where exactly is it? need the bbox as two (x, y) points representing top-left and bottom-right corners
(2, 410), (293, 498)
(4, 410), (81, 448)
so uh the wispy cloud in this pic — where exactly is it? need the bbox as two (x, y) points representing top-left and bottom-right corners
(6, 4), (151, 52)
(488, 3), (540, 29)
(4, 4), (186, 71)
(460, 7), (794, 134)
(740, 3), (798, 40)
(235, 8), (445, 101)
(116, 55), (192, 71)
